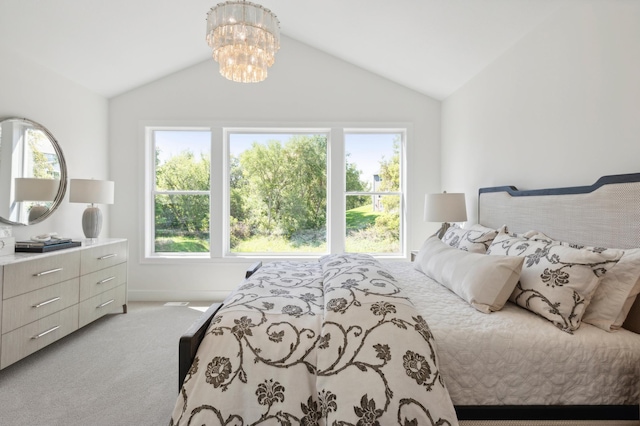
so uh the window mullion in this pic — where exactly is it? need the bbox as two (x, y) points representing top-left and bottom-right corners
(211, 127), (223, 258)
(330, 127), (345, 253)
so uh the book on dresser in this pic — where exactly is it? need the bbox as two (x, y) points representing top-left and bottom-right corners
(15, 239), (80, 253)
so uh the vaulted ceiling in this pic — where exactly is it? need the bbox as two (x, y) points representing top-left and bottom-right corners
(0, 0), (574, 99)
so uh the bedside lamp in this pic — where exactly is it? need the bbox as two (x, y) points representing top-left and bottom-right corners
(14, 177), (59, 223)
(424, 192), (467, 239)
(70, 179), (114, 239)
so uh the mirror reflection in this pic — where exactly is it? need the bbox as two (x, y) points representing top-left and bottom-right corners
(0, 117), (67, 225)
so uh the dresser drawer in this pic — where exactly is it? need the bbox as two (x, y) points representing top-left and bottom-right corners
(3, 252), (80, 299)
(2, 278), (79, 334)
(79, 263), (127, 301)
(80, 241), (127, 275)
(1, 304), (79, 369)
(78, 285), (126, 328)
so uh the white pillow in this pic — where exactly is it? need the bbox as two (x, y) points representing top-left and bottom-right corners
(415, 236), (523, 313)
(526, 231), (640, 331)
(487, 229), (609, 333)
(441, 224), (498, 254)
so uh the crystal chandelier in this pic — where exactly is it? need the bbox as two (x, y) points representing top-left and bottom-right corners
(206, 1), (280, 83)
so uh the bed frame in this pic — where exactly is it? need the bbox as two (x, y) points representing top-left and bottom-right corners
(178, 173), (640, 421)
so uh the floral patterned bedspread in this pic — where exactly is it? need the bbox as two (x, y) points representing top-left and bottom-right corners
(170, 254), (458, 426)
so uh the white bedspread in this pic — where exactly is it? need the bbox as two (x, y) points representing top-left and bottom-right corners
(171, 256), (458, 425)
(385, 261), (640, 406)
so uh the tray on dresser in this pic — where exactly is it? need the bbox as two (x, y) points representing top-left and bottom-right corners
(15, 240), (81, 253)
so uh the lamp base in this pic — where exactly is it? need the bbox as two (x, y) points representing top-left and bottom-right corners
(28, 205), (48, 223)
(435, 222), (452, 239)
(82, 206), (103, 239)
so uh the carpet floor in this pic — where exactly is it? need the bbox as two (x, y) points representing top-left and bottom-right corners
(0, 302), (205, 426)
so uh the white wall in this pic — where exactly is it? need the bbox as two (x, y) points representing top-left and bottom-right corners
(109, 36), (441, 302)
(0, 45), (110, 240)
(442, 1), (640, 223)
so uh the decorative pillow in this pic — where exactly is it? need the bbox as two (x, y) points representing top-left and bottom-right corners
(414, 236), (523, 313)
(526, 231), (640, 332)
(487, 229), (610, 333)
(441, 223), (499, 254)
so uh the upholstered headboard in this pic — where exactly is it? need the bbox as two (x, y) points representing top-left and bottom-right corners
(478, 173), (640, 334)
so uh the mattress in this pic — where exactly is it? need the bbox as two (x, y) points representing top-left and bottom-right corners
(385, 261), (640, 406)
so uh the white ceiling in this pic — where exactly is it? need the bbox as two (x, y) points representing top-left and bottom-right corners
(0, 0), (574, 100)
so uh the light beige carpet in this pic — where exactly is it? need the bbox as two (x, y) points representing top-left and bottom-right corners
(0, 302), (205, 426)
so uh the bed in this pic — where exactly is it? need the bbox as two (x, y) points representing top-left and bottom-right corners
(172, 173), (640, 424)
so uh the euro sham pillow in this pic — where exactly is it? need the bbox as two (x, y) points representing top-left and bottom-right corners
(441, 223), (498, 254)
(415, 236), (523, 313)
(487, 229), (610, 333)
(526, 231), (640, 332)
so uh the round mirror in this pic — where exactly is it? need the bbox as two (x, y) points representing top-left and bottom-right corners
(0, 117), (67, 225)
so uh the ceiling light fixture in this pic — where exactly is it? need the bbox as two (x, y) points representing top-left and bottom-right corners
(206, 1), (280, 83)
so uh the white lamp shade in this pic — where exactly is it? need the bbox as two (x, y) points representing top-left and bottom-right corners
(424, 192), (467, 223)
(69, 179), (114, 205)
(14, 178), (59, 201)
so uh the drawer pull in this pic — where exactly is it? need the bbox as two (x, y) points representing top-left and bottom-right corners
(32, 297), (61, 308)
(97, 276), (115, 285)
(97, 299), (115, 309)
(98, 254), (117, 260)
(32, 325), (60, 340)
(33, 267), (63, 277)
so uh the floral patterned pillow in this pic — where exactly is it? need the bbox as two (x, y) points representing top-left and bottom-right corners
(487, 229), (611, 333)
(525, 231), (640, 332)
(441, 224), (498, 254)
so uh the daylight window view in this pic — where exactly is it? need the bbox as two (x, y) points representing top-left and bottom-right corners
(344, 133), (401, 254)
(229, 132), (328, 253)
(153, 130), (211, 253)
(151, 129), (402, 255)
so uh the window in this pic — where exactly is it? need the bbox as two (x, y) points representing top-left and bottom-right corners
(344, 132), (402, 254)
(228, 131), (328, 254)
(149, 129), (211, 255)
(144, 125), (406, 259)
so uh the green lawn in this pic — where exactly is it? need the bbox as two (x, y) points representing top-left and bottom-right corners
(155, 235), (209, 253)
(155, 204), (394, 253)
(232, 235), (327, 253)
(345, 204), (381, 230)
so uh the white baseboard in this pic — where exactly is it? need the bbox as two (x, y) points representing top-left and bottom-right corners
(127, 289), (229, 303)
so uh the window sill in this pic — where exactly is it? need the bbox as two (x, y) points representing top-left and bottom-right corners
(141, 253), (411, 264)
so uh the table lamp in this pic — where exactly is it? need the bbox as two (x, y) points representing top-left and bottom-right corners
(424, 192), (467, 239)
(70, 179), (114, 239)
(14, 177), (59, 223)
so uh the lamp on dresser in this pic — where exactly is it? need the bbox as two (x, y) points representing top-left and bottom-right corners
(69, 179), (114, 239)
(14, 177), (59, 223)
(424, 192), (467, 239)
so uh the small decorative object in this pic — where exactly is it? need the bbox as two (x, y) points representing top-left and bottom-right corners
(69, 179), (114, 239)
(424, 192), (467, 239)
(206, 1), (280, 83)
(0, 226), (12, 238)
(14, 178), (60, 223)
(0, 236), (15, 256)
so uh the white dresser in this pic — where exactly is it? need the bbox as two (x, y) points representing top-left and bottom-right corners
(0, 238), (127, 369)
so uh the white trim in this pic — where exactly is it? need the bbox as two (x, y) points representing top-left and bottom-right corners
(328, 127), (343, 254)
(127, 289), (231, 303)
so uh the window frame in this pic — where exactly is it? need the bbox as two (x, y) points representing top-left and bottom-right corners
(142, 122), (409, 263)
(343, 129), (405, 255)
(143, 126), (214, 259)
